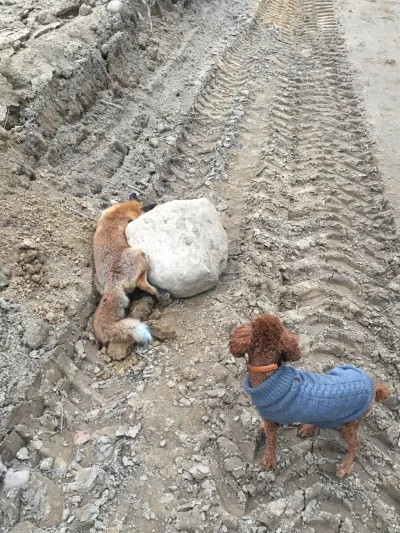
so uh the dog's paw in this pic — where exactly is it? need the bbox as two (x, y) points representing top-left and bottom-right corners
(297, 424), (315, 438)
(261, 455), (276, 471)
(336, 462), (354, 479)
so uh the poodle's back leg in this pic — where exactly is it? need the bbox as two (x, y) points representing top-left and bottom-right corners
(337, 420), (360, 478)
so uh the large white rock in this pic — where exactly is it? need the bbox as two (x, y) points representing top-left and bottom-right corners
(126, 199), (228, 298)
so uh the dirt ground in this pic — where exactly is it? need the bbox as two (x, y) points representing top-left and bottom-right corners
(0, 0), (400, 532)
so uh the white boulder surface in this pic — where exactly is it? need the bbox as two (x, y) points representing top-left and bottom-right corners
(126, 198), (228, 298)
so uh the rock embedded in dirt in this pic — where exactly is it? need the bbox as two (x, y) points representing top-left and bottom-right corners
(106, 341), (133, 361)
(66, 466), (104, 493)
(223, 456), (246, 479)
(126, 199), (228, 298)
(3, 469), (30, 489)
(21, 315), (49, 349)
(79, 4), (93, 16)
(115, 424), (141, 439)
(107, 0), (123, 15)
(149, 319), (176, 341)
(1, 430), (26, 463)
(16, 447), (29, 460)
(149, 137), (160, 148)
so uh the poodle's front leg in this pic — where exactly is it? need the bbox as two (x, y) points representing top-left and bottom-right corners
(260, 420), (280, 470)
(337, 420), (360, 478)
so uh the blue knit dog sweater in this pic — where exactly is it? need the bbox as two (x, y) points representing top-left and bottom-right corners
(244, 364), (374, 429)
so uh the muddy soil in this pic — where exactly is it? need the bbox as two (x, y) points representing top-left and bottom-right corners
(0, 0), (400, 532)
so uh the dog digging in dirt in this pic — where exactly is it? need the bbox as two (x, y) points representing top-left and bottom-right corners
(229, 314), (390, 478)
(93, 193), (169, 346)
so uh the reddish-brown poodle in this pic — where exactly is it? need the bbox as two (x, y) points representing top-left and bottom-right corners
(230, 314), (390, 478)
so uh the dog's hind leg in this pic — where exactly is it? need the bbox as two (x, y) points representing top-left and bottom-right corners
(336, 420), (360, 478)
(298, 424), (316, 438)
(260, 420), (280, 470)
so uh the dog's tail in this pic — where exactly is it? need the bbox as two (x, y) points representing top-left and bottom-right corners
(374, 383), (390, 403)
(93, 289), (152, 345)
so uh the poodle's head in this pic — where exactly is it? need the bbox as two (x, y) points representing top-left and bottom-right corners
(229, 314), (301, 366)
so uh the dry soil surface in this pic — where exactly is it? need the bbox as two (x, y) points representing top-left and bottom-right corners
(0, 0), (400, 532)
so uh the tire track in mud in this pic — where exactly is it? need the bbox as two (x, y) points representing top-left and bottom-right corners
(162, 0), (400, 529)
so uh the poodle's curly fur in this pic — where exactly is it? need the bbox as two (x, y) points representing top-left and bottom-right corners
(230, 314), (390, 479)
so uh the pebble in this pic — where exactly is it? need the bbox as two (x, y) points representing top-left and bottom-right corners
(66, 466), (103, 493)
(39, 457), (54, 472)
(75, 340), (85, 357)
(223, 456), (246, 479)
(79, 4), (93, 15)
(189, 464), (210, 481)
(4, 469), (30, 489)
(115, 424), (141, 439)
(36, 10), (54, 25)
(149, 137), (159, 148)
(16, 447), (29, 460)
(107, 0), (123, 14)
(305, 452), (314, 465)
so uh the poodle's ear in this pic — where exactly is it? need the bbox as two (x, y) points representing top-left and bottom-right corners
(279, 331), (301, 361)
(229, 323), (252, 357)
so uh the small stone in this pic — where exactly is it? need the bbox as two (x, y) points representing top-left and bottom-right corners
(305, 452), (314, 465)
(31, 440), (44, 450)
(39, 457), (54, 472)
(36, 11), (54, 25)
(149, 138), (159, 148)
(107, 342), (133, 361)
(66, 466), (103, 493)
(79, 4), (93, 15)
(115, 424), (141, 439)
(22, 317), (49, 350)
(223, 456), (246, 479)
(189, 463), (210, 481)
(160, 440), (166, 447)
(1, 430), (26, 462)
(74, 340), (85, 357)
(4, 469), (30, 489)
(16, 447), (29, 460)
(150, 320), (176, 341)
(107, 0), (123, 14)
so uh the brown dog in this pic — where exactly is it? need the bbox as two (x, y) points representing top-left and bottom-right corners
(93, 195), (169, 346)
(230, 314), (390, 478)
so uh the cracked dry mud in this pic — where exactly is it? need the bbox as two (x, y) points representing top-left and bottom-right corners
(1, 0), (400, 532)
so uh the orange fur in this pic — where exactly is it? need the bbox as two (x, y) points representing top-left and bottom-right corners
(230, 314), (391, 479)
(93, 199), (169, 345)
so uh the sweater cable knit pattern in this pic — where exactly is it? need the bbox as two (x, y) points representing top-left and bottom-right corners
(244, 364), (374, 429)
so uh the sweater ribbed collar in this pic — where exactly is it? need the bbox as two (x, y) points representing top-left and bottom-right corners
(244, 364), (297, 406)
